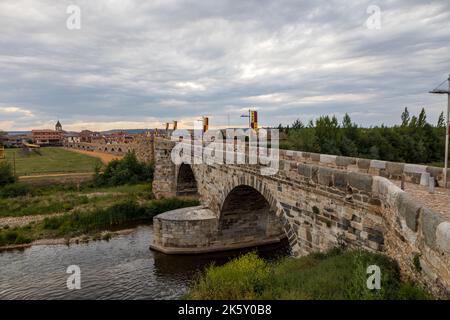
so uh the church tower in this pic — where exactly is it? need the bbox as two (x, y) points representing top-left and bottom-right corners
(55, 120), (62, 132)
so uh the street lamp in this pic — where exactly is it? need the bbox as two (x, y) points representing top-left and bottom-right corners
(429, 73), (450, 188)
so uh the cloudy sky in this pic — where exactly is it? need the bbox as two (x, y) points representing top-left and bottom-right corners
(0, 0), (449, 131)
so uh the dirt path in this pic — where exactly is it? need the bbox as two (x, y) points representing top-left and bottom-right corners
(0, 212), (65, 228)
(64, 148), (123, 164)
(19, 172), (93, 180)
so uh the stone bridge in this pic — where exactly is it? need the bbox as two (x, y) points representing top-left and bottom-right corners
(65, 138), (154, 163)
(150, 137), (450, 295)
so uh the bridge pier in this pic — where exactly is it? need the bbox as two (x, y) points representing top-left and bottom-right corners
(152, 138), (177, 199)
(150, 206), (285, 254)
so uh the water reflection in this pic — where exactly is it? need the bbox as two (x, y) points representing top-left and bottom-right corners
(0, 225), (289, 300)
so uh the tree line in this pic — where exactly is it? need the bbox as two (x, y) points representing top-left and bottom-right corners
(278, 108), (447, 165)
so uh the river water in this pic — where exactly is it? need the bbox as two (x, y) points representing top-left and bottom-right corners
(0, 225), (289, 300)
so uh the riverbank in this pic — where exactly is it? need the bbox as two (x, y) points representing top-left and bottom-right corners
(186, 249), (434, 300)
(0, 228), (136, 251)
(0, 196), (199, 250)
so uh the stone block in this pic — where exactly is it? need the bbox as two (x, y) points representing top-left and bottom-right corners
(334, 171), (348, 189)
(298, 163), (312, 178)
(320, 154), (337, 164)
(370, 160), (387, 169)
(386, 162), (404, 175)
(302, 152), (310, 159)
(396, 192), (420, 232)
(357, 158), (371, 170)
(421, 208), (445, 249)
(318, 167), (334, 186)
(426, 166), (443, 179)
(310, 153), (320, 162)
(436, 222), (450, 253)
(348, 172), (373, 193)
(336, 156), (356, 167)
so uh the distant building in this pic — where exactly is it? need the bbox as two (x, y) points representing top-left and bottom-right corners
(2, 135), (28, 148)
(64, 132), (80, 143)
(32, 121), (64, 146)
(105, 131), (135, 144)
(79, 130), (102, 143)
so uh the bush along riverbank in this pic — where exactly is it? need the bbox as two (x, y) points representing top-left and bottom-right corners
(0, 197), (199, 248)
(186, 249), (432, 300)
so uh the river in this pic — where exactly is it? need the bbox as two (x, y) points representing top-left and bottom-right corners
(0, 225), (289, 299)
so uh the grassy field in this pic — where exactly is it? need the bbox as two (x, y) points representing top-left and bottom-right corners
(0, 184), (153, 218)
(186, 250), (431, 300)
(4, 147), (102, 176)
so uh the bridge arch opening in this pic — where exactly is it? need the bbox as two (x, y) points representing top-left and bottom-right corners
(219, 185), (284, 240)
(176, 163), (198, 196)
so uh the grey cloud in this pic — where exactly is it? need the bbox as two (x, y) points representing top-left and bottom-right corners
(0, 0), (449, 131)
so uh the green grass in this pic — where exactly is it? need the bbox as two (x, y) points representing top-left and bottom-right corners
(186, 249), (432, 300)
(0, 183), (153, 218)
(4, 147), (102, 176)
(0, 197), (200, 247)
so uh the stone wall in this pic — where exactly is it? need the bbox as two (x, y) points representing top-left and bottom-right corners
(152, 137), (450, 295)
(280, 149), (450, 188)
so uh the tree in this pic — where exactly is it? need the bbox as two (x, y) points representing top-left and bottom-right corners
(417, 108), (427, 127)
(0, 162), (16, 186)
(291, 119), (304, 130)
(437, 112), (446, 128)
(409, 115), (418, 128)
(342, 113), (353, 129)
(401, 107), (410, 127)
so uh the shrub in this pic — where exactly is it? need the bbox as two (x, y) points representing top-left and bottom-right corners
(0, 183), (32, 198)
(186, 249), (432, 300)
(93, 152), (154, 187)
(0, 162), (16, 187)
(0, 229), (32, 246)
(188, 252), (271, 300)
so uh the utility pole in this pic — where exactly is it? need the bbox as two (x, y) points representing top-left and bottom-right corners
(430, 73), (450, 188)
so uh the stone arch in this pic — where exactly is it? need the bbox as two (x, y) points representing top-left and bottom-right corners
(176, 163), (198, 196)
(216, 174), (280, 218)
(213, 172), (293, 246)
